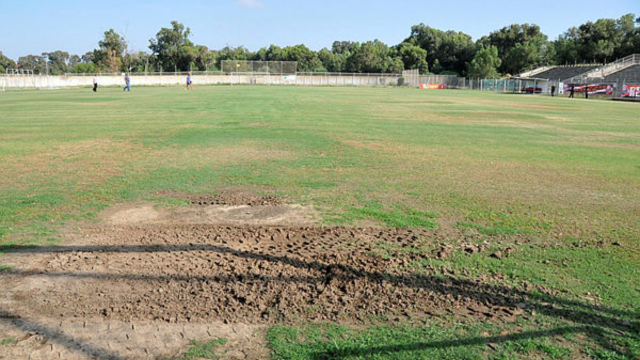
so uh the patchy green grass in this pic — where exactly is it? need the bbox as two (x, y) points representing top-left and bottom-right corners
(0, 337), (16, 346)
(333, 200), (438, 228)
(1, 86), (639, 359)
(168, 338), (228, 360)
(267, 320), (602, 360)
(0, 264), (13, 272)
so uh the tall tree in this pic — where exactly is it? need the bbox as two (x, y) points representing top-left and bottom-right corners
(43, 50), (70, 75)
(0, 51), (16, 73)
(318, 48), (345, 72)
(467, 45), (501, 78)
(552, 14), (639, 65)
(149, 21), (194, 72)
(97, 29), (125, 72)
(397, 42), (428, 73)
(332, 41), (357, 55)
(282, 44), (323, 72)
(403, 24), (475, 75)
(17, 54), (46, 74)
(485, 23), (549, 74)
(343, 40), (403, 74)
(215, 46), (253, 70)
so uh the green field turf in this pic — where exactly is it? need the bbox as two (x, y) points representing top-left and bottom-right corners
(0, 86), (638, 359)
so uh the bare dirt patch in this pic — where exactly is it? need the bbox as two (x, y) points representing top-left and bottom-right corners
(0, 192), (541, 359)
(102, 199), (317, 228)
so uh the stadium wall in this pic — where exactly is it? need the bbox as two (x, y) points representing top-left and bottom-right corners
(1, 73), (469, 89)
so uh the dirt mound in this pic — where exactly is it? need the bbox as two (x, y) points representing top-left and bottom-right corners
(2, 226), (527, 326)
(187, 193), (284, 207)
(155, 189), (286, 207)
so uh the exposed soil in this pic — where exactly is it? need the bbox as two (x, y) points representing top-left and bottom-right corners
(102, 188), (317, 228)
(0, 193), (539, 359)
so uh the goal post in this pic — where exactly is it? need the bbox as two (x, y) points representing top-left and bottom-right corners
(1, 69), (36, 91)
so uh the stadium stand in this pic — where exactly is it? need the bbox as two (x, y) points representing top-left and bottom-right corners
(532, 66), (600, 82)
(517, 55), (640, 96)
(602, 64), (640, 83)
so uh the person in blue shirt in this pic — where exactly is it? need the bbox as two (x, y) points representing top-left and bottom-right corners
(123, 73), (130, 92)
(185, 72), (193, 90)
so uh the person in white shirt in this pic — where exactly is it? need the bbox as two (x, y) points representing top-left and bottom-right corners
(93, 74), (98, 92)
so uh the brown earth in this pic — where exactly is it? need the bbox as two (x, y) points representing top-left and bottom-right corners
(0, 192), (539, 359)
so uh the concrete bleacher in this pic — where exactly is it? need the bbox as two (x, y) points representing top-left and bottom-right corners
(601, 64), (640, 83)
(533, 66), (599, 81)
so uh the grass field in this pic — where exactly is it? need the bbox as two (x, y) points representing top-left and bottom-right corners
(0, 86), (639, 359)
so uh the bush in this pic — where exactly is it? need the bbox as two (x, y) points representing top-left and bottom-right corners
(397, 77), (405, 86)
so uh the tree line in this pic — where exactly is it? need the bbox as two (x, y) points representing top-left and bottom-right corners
(1, 14), (639, 78)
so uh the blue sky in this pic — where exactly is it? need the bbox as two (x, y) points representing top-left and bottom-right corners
(0, 0), (638, 59)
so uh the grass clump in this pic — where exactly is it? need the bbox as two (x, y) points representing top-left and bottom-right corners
(0, 337), (16, 346)
(169, 338), (228, 360)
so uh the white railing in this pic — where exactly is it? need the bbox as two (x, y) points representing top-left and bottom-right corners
(519, 66), (553, 78)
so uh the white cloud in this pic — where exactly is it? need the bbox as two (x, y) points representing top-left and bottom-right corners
(234, 0), (265, 8)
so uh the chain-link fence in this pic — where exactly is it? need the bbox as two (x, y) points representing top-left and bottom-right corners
(221, 60), (297, 74)
(467, 78), (519, 92)
(401, 70), (466, 89)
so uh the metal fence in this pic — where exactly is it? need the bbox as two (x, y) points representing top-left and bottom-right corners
(402, 70), (466, 88)
(221, 60), (297, 74)
(468, 78), (519, 92)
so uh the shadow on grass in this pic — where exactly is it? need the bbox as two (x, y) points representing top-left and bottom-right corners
(1, 242), (638, 359)
(308, 326), (591, 359)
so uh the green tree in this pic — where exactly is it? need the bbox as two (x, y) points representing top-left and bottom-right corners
(318, 48), (345, 72)
(0, 51), (16, 73)
(486, 23), (549, 74)
(552, 14), (639, 65)
(68, 54), (81, 68)
(282, 44), (323, 72)
(344, 40), (401, 73)
(403, 24), (475, 75)
(17, 54), (46, 74)
(577, 19), (619, 63)
(252, 45), (284, 62)
(398, 42), (428, 73)
(382, 56), (404, 74)
(72, 62), (97, 74)
(332, 41), (357, 55)
(553, 28), (580, 65)
(467, 45), (501, 78)
(215, 46), (253, 70)
(96, 29), (125, 72)
(149, 21), (194, 72)
(43, 50), (70, 75)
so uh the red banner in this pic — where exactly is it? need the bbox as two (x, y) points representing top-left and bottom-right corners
(564, 84), (613, 95)
(622, 85), (640, 98)
(419, 83), (446, 89)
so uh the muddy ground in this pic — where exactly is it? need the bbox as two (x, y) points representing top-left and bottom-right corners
(0, 192), (538, 359)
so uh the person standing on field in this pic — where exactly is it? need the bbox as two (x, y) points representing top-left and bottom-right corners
(123, 73), (130, 92)
(185, 72), (193, 90)
(93, 74), (98, 92)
